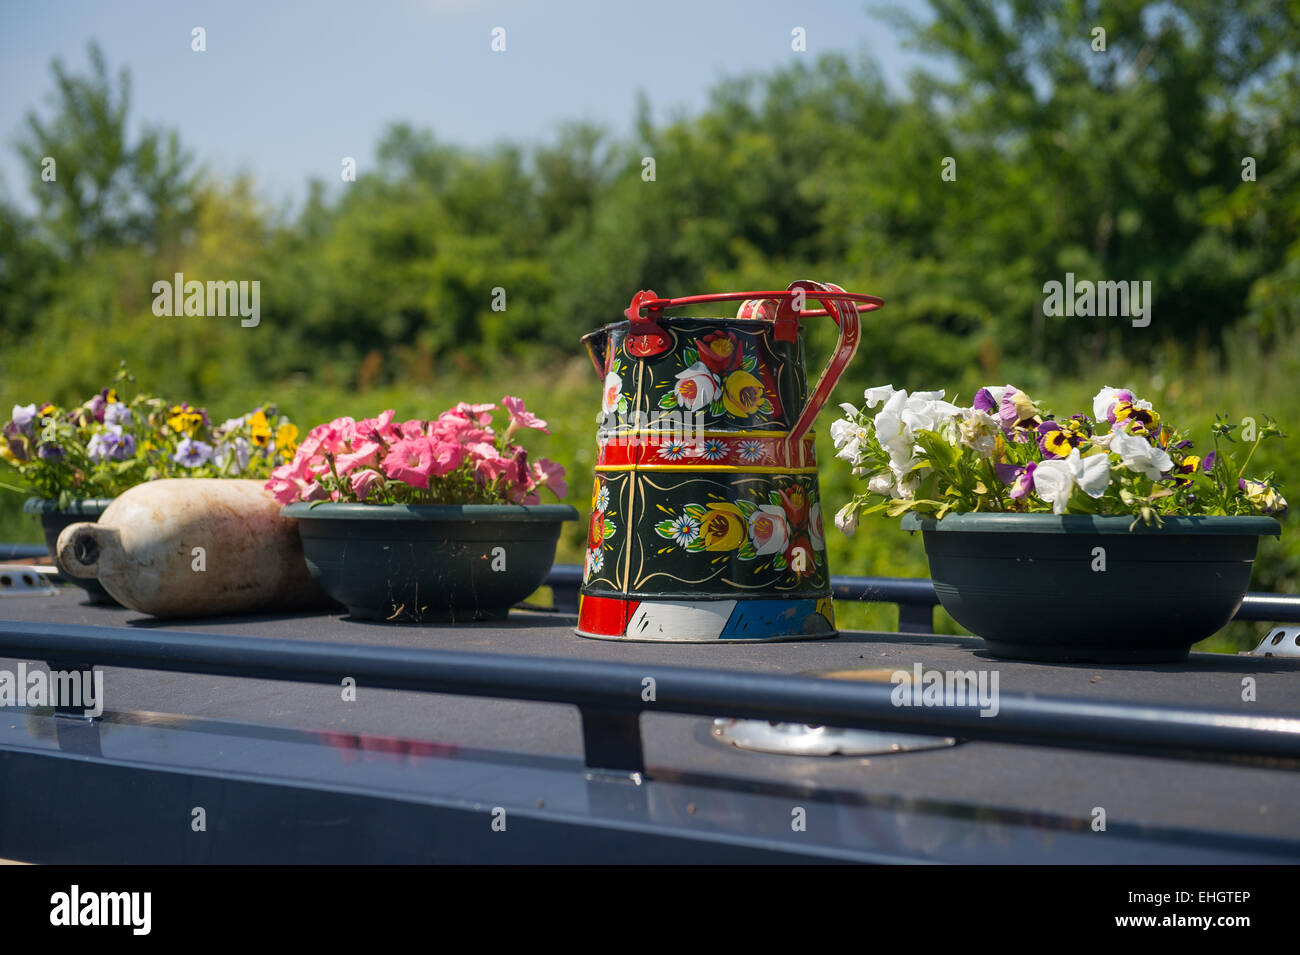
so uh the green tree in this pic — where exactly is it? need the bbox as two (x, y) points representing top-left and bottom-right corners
(16, 41), (196, 257)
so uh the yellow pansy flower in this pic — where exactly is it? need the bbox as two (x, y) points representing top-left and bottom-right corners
(249, 410), (272, 447)
(275, 422), (299, 457)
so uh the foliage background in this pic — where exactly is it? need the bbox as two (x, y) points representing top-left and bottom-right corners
(1, 1), (1296, 650)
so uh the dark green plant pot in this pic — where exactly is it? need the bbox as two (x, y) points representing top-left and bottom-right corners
(283, 502), (580, 623)
(23, 497), (121, 606)
(901, 513), (1283, 663)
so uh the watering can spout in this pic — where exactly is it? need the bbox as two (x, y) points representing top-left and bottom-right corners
(580, 328), (608, 378)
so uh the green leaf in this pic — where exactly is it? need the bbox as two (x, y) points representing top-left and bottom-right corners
(684, 503), (709, 519)
(658, 392), (678, 409)
(654, 520), (676, 537)
(742, 354), (757, 372)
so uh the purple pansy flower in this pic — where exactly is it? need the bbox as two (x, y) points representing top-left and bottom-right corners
(973, 386), (1007, 415)
(87, 425), (134, 461)
(995, 460), (1037, 499)
(173, 438), (213, 468)
(104, 402), (132, 427)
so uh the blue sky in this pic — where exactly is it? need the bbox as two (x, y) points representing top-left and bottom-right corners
(0, 0), (934, 212)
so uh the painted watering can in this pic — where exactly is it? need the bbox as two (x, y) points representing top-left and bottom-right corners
(577, 280), (883, 641)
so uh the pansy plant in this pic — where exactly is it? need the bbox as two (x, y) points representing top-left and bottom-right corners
(831, 384), (1287, 532)
(1, 366), (300, 507)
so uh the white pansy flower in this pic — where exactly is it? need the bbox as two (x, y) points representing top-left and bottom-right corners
(867, 473), (894, 496)
(872, 389), (912, 458)
(958, 408), (999, 458)
(834, 501), (859, 536)
(11, 404), (37, 429)
(829, 417), (856, 448)
(900, 472), (923, 496)
(1091, 386), (1150, 426)
(900, 396), (961, 434)
(1032, 449), (1111, 514)
(1092, 387), (1124, 423)
(863, 384), (900, 408)
(833, 422), (872, 464)
(1110, 431), (1173, 480)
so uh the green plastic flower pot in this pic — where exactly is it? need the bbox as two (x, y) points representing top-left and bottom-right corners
(23, 497), (121, 605)
(901, 512), (1283, 662)
(283, 502), (579, 623)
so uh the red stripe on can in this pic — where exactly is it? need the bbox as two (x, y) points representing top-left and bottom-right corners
(577, 593), (640, 636)
(595, 434), (815, 469)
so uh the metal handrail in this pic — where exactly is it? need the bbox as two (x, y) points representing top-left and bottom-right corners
(543, 564), (1300, 632)
(5, 551), (1295, 631)
(2, 619), (1299, 775)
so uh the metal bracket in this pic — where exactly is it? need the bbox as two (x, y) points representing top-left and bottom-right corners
(579, 707), (644, 775)
(1247, 627), (1300, 658)
(0, 566), (57, 598)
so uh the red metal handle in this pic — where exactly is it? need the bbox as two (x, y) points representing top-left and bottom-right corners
(625, 288), (883, 320)
(781, 281), (864, 447)
(620, 282), (878, 447)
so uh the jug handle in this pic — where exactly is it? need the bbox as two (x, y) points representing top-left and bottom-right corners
(783, 280), (862, 448)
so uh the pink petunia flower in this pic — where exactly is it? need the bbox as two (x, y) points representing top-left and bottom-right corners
(428, 438), (469, 478)
(350, 468), (384, 501)
(502, 395), (549, 437)
(509, 444), (530, 487)
(454, 402), (497, 427)
(383, 437), (438, 488)
(434, 412), (494, 445)
(335, 438), (383, 475)
(266, 463), (305, 505)
(397, 419), (428, 439)
(532, 458), (568, 499)
(300, 480), (331, 502)
(356, 410), (400, 446)
(317, 417), (357, 454)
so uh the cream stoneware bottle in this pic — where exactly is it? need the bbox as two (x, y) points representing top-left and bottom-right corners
(56, 478), (332, 618)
